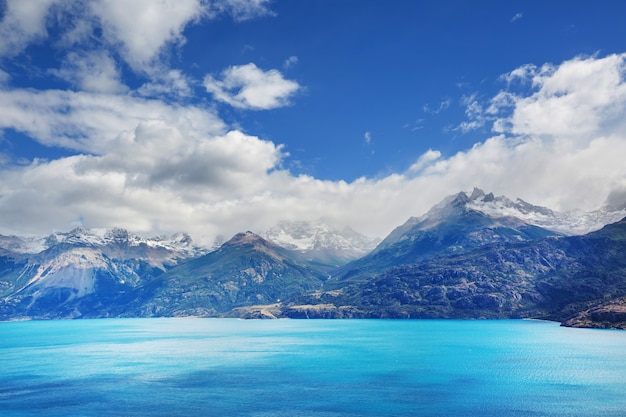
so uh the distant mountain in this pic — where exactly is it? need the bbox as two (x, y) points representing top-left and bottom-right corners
(0, 227), (207, 258)
(0, 228), (206, 319)
(119, 232), (326, 318)
(262, 220), (379, 271)
(330, 190), (559, 284)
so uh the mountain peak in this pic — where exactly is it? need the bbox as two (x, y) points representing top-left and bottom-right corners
(372, 189), (558, 257)
(219, 232), (281, 259)
(227, 231), (265, 245)
(469, 187), (486, 200)
(451, 191), (471, 207)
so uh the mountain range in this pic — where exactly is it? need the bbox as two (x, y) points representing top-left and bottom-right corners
(1, 188), (625, 329)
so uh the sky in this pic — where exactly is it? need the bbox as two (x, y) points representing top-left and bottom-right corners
(1, 0), (626, 245)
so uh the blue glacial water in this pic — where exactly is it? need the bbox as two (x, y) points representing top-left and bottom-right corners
(1, 318), (625, 416)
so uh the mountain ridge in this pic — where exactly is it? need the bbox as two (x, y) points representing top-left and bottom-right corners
(1, 189), (625, 329)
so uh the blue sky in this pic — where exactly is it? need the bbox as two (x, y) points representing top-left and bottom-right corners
(1, 0), (626, 243)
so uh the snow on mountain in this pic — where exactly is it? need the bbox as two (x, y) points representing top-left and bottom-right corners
(0, 227), (207, 257)
(464, 188), (626, 235)
(262, 220), (379, 254)
(371, 189), (558, 257)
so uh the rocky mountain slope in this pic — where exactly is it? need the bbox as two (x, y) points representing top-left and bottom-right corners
(265, 217), (626, 328)
(116, 232), (326, 318)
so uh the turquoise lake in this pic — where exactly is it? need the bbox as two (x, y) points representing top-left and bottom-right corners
(1, 318), (625, 416)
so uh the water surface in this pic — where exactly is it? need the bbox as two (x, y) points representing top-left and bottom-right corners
(1, 318), (625, 416)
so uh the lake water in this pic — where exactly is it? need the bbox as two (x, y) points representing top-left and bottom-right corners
(1, 318), (625, 416)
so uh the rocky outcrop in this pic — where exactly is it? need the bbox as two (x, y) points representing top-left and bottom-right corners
(563, 299), (626, 329)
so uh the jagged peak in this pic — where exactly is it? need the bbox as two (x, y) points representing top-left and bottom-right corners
(451, 191), (470, 206)
(469, 187), (486, 200)
(482, 192), (495, 202)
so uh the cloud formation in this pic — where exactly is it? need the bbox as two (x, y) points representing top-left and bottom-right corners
(3, 54), (626, 242)
(0, 1), (625, 246)
(204, 63), (301, 110)
(0, 0), (273, 74)
(0, 0), (58, 57)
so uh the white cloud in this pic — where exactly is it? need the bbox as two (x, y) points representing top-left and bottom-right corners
(50, 50), (128, 94)
(136, 70), (193, 98)
(455, 94), (487, 132)
(500, 63), (537, 85)
(204, 63), (301, 110)
(89, 0), (207, 72)
(364, 131), (371, 144)
(0, 88), (225, 153)
(78, 126), (284, 194)
(0, 0), (59, 57)
(408, 149), (441, 173)
(502, 54), (626, 140)
(510, 12), (523, 23)
(0, 0), (273, 78)
(423, 53), (626, 213)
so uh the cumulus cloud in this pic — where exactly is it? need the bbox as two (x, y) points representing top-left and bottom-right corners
(90, 0), (207, 72)
(421, 53), (626, 213)
(204, 63), (301, 110)
(0, 88), (225, 153)
(499, 54), (626, 140)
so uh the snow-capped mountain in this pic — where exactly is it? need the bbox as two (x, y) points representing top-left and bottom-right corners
(375, 190), (557, 252)
(464, 188), (626, 235)
(262, 220), (380, 268)
(0, 227), (207, 258)
(332, 190), (560, 283)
